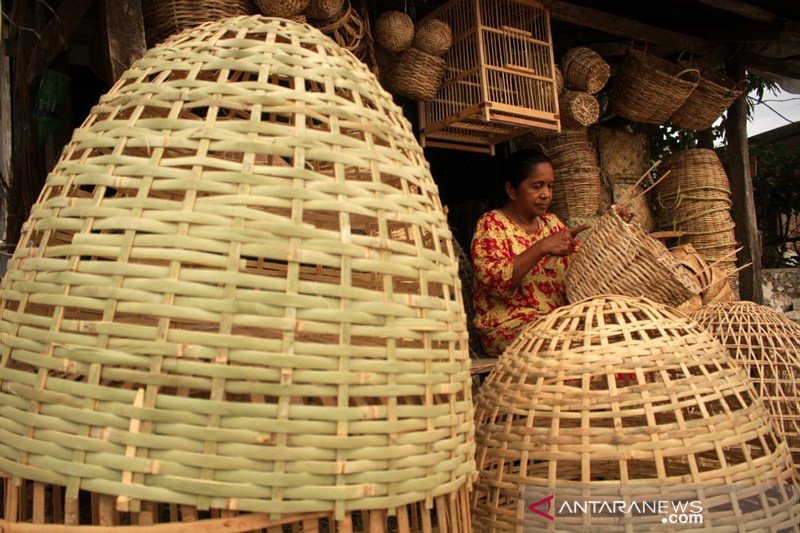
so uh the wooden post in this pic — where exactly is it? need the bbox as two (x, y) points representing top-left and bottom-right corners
(697, 128), (715, 149)
(101, 0), (147, 82)
(725, 54), (763, 303)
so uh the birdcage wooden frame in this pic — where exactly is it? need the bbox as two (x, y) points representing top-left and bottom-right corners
(417, 0), (559, 154)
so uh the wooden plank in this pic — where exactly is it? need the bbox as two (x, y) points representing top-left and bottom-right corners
(696, 0), (776, 22)
(724, 54), (763, 304)
(542, 0), (723, 56)
(101, 0), (147, 82)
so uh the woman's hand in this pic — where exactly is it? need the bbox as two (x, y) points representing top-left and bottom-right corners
(538, 225), (587, 256)
(615, 204), (635, 223)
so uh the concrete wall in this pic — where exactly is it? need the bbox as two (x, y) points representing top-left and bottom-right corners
(762, 268), (800, 320)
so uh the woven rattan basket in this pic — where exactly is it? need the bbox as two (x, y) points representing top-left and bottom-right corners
(560, 47), (610, 94)
(567, 207), (701, 306)
(549, 167), (601, 220)
(392, 47), (446, 101)
(474, 295), (800, 532)
(671, 63), (746, 130)
(306, 0), (343, 20)
(614, 183), (654, 232)
(255, 0), (309, 17)
(315, 0), (366, 60)
(610, 49), (700, 124)
(554, 65), (563, 94)
(413, 18), (452, 56)
(691, 301), (800, 471)
(376, 10), (415, 52)
(0, 16), (474, 530)
(141, 0), (253, 47)
(558, 90), (599, 129)
(670, 243), (736, 305)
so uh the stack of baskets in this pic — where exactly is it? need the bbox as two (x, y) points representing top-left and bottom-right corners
(473, 295), (800, 531)
(656, 148), (738, 275)
(0, 16), (475, 531)
(557, 47), (608, 128)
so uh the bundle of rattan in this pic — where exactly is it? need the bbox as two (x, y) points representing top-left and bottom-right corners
(610, 49), (700, 124)
(671, 63), (746, 130)
(671, 243), (736, 305)
(392, 46), (447, 100)
(474, 295), (800, 531)
(657, 149), (737, 275)
(594, 126), (649, 185)
(560, 47), (610, 94)
(0, 16), (474, 531)
(690, 301), (800, 471)
(375, 10), (414, 52)
(558, 90), (599, 129)
(142, 0), (253, 47)
(567, 207), (700, 306)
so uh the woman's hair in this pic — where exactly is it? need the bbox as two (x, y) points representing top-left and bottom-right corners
(503, 148), (552, 190)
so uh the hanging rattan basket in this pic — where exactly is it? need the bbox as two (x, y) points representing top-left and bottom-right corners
(0, 15), (474, 530)
(375, 10), (415, 52)
(413, 18), (452, 56)
(560, 47), (610, 94)
(141, 0), (253, 47)
(315, 0), (367, 60)
(610, 49), (700, 124)
(691, 301), (800, 472)
(671, 62), (746, 130)
(558, 90), (599, 129)
(254, 0), (310, 18)
(566, 207), (701, 306)
(306, 0), (343, 20)
(391, 46), (446, 101)
(473, 295), (800, 532)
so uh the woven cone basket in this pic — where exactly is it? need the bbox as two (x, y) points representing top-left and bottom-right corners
(473, 295), (800, 532)
(690, 301), (800, 472)
(0, 16), (474, 530)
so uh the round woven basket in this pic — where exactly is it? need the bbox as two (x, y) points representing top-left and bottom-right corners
(391, 46), (446, 101)
(375, 10), (415, 53)
(0, 15), (474, 528)
(610, 49), (700, 124)
(316, 0), (366, 60)
(413, 18), (452, 56)
(254, 0), (309, 17)
(549, 166), (601, 219)
(566, 207), (701, 306)
(560, 47), (610, 94)
(691, 301), (800, 472)
(671, 62), (746, 130)
(306, 0), (343, 20)
(141, 0), (253, 47)
(558, 90), (599, 129)
(474, 295), (800, 532)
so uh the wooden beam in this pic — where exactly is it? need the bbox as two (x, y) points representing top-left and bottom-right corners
(101, 0), (147, 82)
(741, 51), (800, 80)
(696, 0), (776, 23)
(541, 0), (724, 56)
(725, 54), (763, 304)
(26, 0), (93, 86)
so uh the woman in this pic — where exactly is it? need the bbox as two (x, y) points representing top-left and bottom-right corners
(470, 149), (587, 357)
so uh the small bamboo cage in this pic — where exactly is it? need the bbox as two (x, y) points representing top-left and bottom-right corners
(0, 16), (474, 531)
(418, 0), (559, 154)
(690, 301), (800, 472)
(473, 295), (800, 532)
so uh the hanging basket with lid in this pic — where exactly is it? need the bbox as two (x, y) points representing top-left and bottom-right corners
(0, 15), (474, 530)
(610, 49), (700, 124)
(566, 207), (701, 306)
(391, 47), (446, 101)
(671, 62), (746, 130)
(473, 295), (800, 532)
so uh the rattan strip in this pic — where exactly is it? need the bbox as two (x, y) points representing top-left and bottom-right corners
(473, 295), (800, 532)
(0, 16), (473, 519)
(691, 301), (800, 473)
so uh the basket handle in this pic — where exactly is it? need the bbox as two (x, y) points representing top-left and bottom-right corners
(674, 68), (700, 83)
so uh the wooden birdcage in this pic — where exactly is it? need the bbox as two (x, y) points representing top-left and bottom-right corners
(418, 0), (559, 154)
(0, 15), (474, 531)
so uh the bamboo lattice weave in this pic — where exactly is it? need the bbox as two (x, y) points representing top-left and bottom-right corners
(0, 16), (474, 520)
(473, 295), (800, 532)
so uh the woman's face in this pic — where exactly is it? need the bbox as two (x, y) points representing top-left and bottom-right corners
(506, 162), (554, 218)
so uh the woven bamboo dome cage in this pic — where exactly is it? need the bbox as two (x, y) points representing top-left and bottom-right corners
(690, 301), (800, 472)
(141, 0), (253, 47)
(593, 127), (649, 185)
(567, 208), (700, 306)
(560, 47), (610, 94)
(473, 295), (800, 532)
(375, 10), (415, 53)
(413, 18), (452, 56)
(0, 16), (474, 531)
(657, 149), (737, 275)
(254, 0), (310, 18)
(558, 90), (599, 129)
